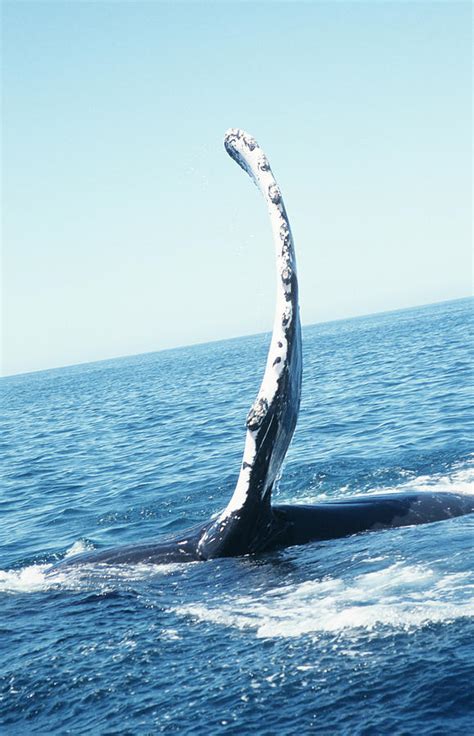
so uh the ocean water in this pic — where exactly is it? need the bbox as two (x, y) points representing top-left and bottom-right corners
(1, 298), (473, 735)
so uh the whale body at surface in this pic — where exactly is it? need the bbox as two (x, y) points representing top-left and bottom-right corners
(53, 130), (474, 570)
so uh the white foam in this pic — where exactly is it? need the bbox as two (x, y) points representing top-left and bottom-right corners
(0, 553), (191, 595)
(0, 564), (55, 594)
(175, 561), (474, 639)
(295, 457), (474, 506)
(64, 539), (94, 558)
(0, 540), (99, 594)
(0, 540), (100, 594)
(395, 458), (474, 497)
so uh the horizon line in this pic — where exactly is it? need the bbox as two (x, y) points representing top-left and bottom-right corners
(2, 295), (472, 380)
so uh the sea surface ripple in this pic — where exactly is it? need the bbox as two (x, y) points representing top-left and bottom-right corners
(1, 298), (473, 734)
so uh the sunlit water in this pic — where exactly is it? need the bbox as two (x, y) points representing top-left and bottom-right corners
(1, 298), (473, 734)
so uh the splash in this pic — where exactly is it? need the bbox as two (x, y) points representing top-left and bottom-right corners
(295, 456), (474, 505)
(0, 564), (54, 594)
(63, 539), (95, 558)
(176, 561), (474, 638)
(0, 541), (92, 593)
(396, 456), (474, 497)
(0, 538), (191, 595)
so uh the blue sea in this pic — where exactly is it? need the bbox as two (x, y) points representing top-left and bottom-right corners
(1, 298), (473, 735)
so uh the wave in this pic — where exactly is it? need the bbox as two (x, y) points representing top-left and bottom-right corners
(175, 560), (474, 639)
(0, 540), (188, 595)
(294, 455), (474, 504)
(393, 456), (474, 497)
(0, 564), (54, 594)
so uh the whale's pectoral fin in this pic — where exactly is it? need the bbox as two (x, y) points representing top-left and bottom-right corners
(197, 129), (302, 560)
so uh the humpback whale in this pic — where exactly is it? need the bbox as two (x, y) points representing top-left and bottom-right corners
(55, 129), (474, 568)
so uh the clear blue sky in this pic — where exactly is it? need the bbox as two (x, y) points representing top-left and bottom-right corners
(2, 1), (472, 376)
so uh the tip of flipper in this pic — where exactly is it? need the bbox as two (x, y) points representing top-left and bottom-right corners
(224, 128), (257, 149)
(223, 129), (267, 184)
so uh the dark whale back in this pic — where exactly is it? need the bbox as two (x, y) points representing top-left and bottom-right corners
(51, 130), (473, 572)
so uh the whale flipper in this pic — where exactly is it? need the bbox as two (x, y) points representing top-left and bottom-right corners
(197, 130), (302, 559)
(49, 129), (474, 574)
